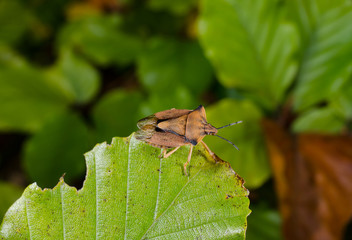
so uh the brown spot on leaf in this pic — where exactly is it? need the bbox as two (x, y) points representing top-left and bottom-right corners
(225, 194), (233, 199)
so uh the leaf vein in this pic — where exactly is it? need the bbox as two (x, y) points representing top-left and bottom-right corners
(60, 186), (65, 239)
(95, 153), (98, 239)
(140, 168), (203, 239)
(124, 139), (132, 240)
(153, 153), (163, 220)
(25, 199), (31, 240)
(147, 215), (244, 239)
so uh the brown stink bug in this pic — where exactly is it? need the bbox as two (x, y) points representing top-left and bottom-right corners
(135, 105), (241, 176)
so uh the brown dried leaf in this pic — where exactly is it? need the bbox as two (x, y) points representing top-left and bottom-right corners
(262, 119), (352, 240)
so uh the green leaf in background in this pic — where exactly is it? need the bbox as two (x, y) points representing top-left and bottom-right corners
(246, 207), (282, 240)
(287, 0), (348, 45)
(23, 112), (90, 188)
(148, 0), (197, 15)
(0, 182), (22, 221)
(0, 65), (69, 133)
(0, 44), (27, 68)
(330, 78), (352, 120)
(57, 15), (143, 66)
(29, 0), (72, 31)
(48, 49), (100, 104)
(1, 135), (250, 239)
(137, 38), (213, 97)
(92, 90), (143, 141)
(198, 0), (298, 110)
(0, 0), (29, 45)
(292, 2), (352, 111)
(140, 85), (195, 117)
(292, 107), (345, 134)
(204, 99), (270, 189)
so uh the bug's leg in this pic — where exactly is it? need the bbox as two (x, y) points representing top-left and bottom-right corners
(184, 145), (193, 176)
(163, 146), (180, 159)
(158, 149), (167, 158)
(200, 140), (216, 160)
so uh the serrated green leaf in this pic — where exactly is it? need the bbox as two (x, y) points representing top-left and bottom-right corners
(198, 0), (298, 109)
(204, 99), (270, 189)
(23, 112), (91, 187)
(0, 182), (22, 221)
(292, 107), (345, 133)
(57, 15), (143, 66)
(137, 38), (213, 97)
(1, 135), (250, 239)
(92, 90), (143, 141)
(0, 66), (69, 132)
(292, 2), (352, 111)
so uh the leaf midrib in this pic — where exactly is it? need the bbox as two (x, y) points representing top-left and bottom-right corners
(123, 140), (132, 240)
(25, 199), (32, 240)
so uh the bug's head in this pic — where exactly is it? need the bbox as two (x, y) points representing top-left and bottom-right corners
(213, 121), (243, 150)
(204, 123), (218, 136)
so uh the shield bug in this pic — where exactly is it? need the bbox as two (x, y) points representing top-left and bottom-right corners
(135, 105), (241, 176)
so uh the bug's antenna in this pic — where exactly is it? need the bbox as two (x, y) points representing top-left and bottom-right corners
(214, 135), (240, 151)
(216, 121), (243, 130)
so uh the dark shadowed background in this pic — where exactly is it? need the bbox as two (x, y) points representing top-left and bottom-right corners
(0, 0), (352, 239)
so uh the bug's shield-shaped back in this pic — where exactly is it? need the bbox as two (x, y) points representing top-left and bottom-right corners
(154, 109), (192, 120)
(185, 106), (208, 145)
(157, 115), (187, 136)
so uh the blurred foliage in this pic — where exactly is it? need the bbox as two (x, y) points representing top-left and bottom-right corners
(92, 89), (143, 140)
(58, 15), (143, 66)
(0, 182), (22, 221)
(199, 0), (298, 110)
(205, 99), (270, 189)
(247, 206), (282, 240)
(23, 112), (90, 187)
(147, 0), (197, 15)
(0, 0), (352, 238)
(138, 38), (212, 96)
